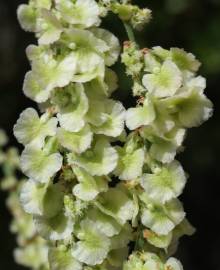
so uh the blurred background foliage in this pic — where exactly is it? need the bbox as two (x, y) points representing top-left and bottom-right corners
(0, 0), (219, 269)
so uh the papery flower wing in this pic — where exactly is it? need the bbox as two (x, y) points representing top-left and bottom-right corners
(141, 199), (185, 235)
(56, 0), (100, 28)
(165, 258), (183, 270)
(91, 28), (120, 66)
(126, 97), (155, 130)
(14, 108), (57, 148)
(57, 125), (93, 154)
(114, 147), (145, 181)
(23, 71), (51, 103)
(54, 83), (88, 132)
(17, 4), (36, 32)
(37, 9), (62, 45)
(68, 138), (118, 176)
(20, 180), (63, 218)
(72, 167), (108, 201)
(20, 146), (62, 183)
(141, 161), (186, 203)
(96, 188), (135, 225)
(143, 60), (182, 98)
(72, 219), (111, 265)
(48, 246), (82, 270)
(34, 211), (73, 241)
(92, 100), (126, 137)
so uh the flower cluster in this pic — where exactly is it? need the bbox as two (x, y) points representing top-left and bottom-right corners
(0, 130), (49, 270)
(99, 0), (152, 30)
(120, 42), (212, 264)
(12, 0), (213, 269)
(124, 252), (183, 270)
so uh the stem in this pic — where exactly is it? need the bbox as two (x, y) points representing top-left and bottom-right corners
(123, 21), (136, 43)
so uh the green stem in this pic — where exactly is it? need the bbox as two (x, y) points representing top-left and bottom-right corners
(123, 21), (136, 43)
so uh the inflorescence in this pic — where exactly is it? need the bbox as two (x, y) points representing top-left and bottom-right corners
(7, 0), (213, 269)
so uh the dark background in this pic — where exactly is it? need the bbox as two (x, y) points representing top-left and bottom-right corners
(0, 0), (219, 269)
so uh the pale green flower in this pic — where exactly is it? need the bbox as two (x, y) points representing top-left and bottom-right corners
(26, 44), (52, 62)
(142, 60), (182, 98)
(161, 85), (213, 128)
(17, 4), (37, 32)
(141, 197), (185, 235)
(20, 146), (63, 183)
(34, 211), (74, 240)
(14, 238), (49, 269)
(85, 87), (110, 127)
(14, 108), (57, 148)
(123, 252), (163, 270)
(144, 51), (161, 73)
(48, 246), (82, 270)
(126, 96), (156, 130)
(24, 53), (76, 102)
(57, 125), (93, 154)
(141, 161), (186, 204)
(62, 29), (107, 82)
(56, 0), (101, 28)
(84, 68), (118, 98)
(32, 52), (76, 89)
(52, 83), (89, 132)
(152, 45), (170, 58)
(148, 128), (186, 164)
(87, 208), (121, 237)
(20, 180), (63, 218)
(72, 167), (108, 201)
(96, 188), (135, 225)
(141, 253), (164, 270)
(123, 252), (145, 270)
(143, 229), (173, 249)
(68, 137), (118, 176)
(92, 100), (126, 137)
(170, 48), (201, 73)
(23, 71), (51, 103)
(91, 28), (120, 66)
(72, 219), (111, 265)
(114, 146), (145, 181)
(36, 9), (62, 45)
(165, 258), (183, 270)
(152, 46), (201, 72)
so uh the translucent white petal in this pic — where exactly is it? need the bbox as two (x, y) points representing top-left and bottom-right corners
(14, 108), (57, 147)
(114, 147), (145, 181)
(165, 258), (183, 270)
(141, 161), (186, 203)
(143, 60), (182, 98)
(56, 0), (100, 28)
(72, 219), (110, 265)
(49, 246), (82, 270)
(92, 100), (126, 137)
(57, 125), (93, 154)
(68, 138), (118, 176)
(91, 28), (120, 66)
(126, 97), (155, 130)
(34, 211), (73, 240)
(72, 167), (108, 201)
(20, 146), (63, 183)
